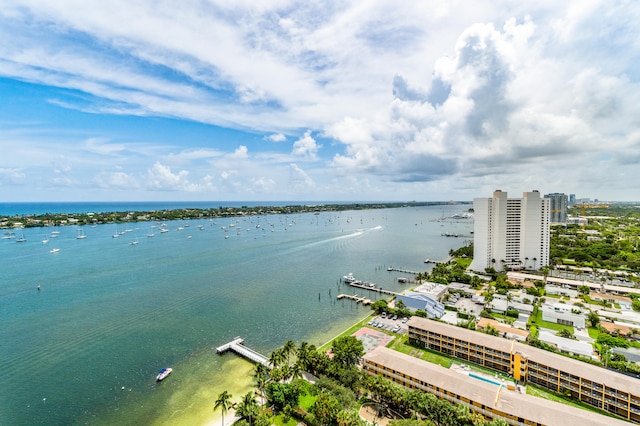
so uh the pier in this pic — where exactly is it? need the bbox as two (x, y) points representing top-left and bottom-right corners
(216, 337), (270, 367)
(337, 294), (372, 304)
(346, 280), (398, 296)
(386, 267), (419, 274)
(423, 257), (452, 264)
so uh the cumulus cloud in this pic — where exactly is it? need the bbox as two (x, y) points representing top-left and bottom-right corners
(291, 130), (320, 159)
(229, 145), (249, 159)
(266, 133), (286, 142)
(329, 11), (640, 197)
(2, 2), (640, 200)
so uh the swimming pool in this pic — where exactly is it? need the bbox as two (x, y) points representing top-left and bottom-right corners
(469, 372), (502, 386)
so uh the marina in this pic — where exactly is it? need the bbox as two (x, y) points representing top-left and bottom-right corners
(0, 203), (469, 426)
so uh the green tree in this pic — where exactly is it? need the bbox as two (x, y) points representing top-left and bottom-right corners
(587, 311), (600, 328)
(312, 393), (340, 424)
(370, 299), (389, 314)
(214, 390), (234, 426)
(282, 340), (297, 365)
(236, 391), (260, 425)
(253, 363), (269, 406)
(268, 348), (286, 369)
(331, 336), (364, 367)
(295, 341), (315, 373)
(557, 328), (574, 339)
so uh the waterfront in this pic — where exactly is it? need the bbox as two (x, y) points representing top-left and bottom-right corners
(0, 204), (472, 425)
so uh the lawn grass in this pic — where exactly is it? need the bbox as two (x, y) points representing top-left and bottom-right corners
(587, 327), (600, 339)
(271, 414), (298, 426)
(298, 393), (317, 412)
(388, 335), (452, 367)
(318, 315), (375, 351)
(526, 384), (616, 417)
(456, 258), (472, 268)
(530, 308), (574, 333)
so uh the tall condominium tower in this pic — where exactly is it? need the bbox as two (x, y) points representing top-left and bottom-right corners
(544, 192), (568, 223)
(469, 190), (550, 272)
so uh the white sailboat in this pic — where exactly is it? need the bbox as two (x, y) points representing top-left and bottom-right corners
(76, 228), (87, 239)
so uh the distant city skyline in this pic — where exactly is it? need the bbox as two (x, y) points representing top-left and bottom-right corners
(1, 2), (639, 202)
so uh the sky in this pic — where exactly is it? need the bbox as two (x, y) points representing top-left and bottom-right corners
(1, 1), (639, 203)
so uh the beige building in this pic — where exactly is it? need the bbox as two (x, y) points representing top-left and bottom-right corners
(363, 346), (631, 425)
(406, 316), (640, 423)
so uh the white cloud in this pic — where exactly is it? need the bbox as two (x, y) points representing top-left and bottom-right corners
(2, 1), (640, 200)
(291, 130), (320, 159)
(0, 168), (26, 185)
(266, 133), (286, 142)
(146, 162), (191, 191)
(289, 163), (314, 190)
(93, 171), (140, 189)
(229, 145), (249, 160)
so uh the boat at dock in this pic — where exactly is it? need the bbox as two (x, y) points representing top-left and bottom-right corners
(156, 367), (172, 381)
(343, 273), (356, 283)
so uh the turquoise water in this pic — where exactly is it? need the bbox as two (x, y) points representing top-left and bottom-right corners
(0, 205), (472, 425)
(468, 373), (501, 386)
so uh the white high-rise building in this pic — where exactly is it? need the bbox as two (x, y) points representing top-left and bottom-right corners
(469, 190), (550, 272)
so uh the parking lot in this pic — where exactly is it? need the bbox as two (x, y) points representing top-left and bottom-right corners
(368, 313), (408, 334)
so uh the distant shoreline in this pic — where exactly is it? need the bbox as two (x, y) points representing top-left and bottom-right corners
(1, 201), (471, 228)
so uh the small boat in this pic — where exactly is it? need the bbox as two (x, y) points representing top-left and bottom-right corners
(156, 367), (172, 381)
(50, 248), (60, 253)
(343, 273), (356, 283)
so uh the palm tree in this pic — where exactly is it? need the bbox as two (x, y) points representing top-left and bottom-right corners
(236, 391), (260, 426)
(282, 340), (296, 365)
(214, 391), (233, 426)
(253, 363), (269, 406)
(268, 348), (285, 369)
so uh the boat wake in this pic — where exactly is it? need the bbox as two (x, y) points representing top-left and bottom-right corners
(295, 225), (383, 251)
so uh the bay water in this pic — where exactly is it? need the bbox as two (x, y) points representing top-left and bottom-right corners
(0, 204), (472, 425)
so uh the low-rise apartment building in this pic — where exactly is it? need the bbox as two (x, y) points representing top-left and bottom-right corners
(362, 346), (631, 425)
(407, 316), (640, 423)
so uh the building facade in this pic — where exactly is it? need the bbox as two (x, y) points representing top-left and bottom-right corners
(544, 192), (568, 223)
(406, 317), (640, 423)
(469, 190), (550, 272)
(362, 346), (631, 426)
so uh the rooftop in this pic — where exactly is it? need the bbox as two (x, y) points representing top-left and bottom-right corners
(363, 346), (630, 426)
(407, 316), (640, 393)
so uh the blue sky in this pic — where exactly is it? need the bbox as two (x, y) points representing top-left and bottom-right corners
(1, 1), (640, 202)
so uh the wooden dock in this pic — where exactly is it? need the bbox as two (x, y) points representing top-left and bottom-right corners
(346, 280), (398, 296)
(337, 294), (372, 304)
(216, 337), (270, 366)
(386, 267), (419, 274)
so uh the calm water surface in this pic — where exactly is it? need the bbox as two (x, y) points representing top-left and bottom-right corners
(0, 205), (472, 425)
